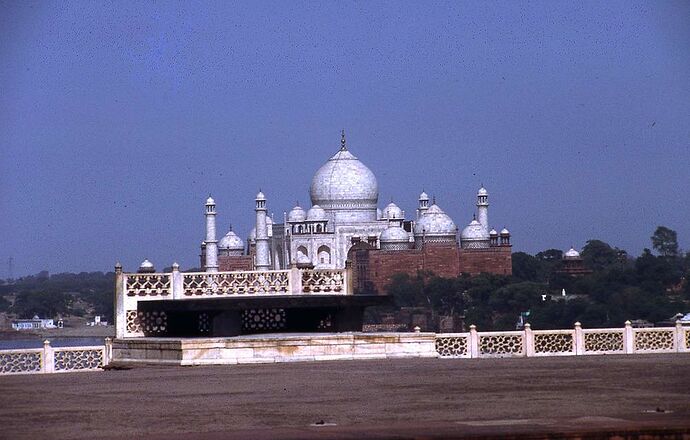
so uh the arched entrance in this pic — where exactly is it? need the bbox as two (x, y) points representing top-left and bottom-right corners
(346, 241), (375, 294)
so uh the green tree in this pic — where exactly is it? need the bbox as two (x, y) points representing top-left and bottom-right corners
(511, 252), (541, 282)
(651, 226), (679, 257)
(581, 240), (619, 271)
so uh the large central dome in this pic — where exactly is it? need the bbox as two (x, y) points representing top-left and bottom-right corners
(310, 134), (378, 223)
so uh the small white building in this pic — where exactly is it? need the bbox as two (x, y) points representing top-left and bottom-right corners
(11, 315), (55, 330)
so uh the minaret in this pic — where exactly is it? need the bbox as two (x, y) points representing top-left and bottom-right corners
(476, 186), (489, 234)
(417, 190), (430, 219)
(254, 190), (270, 270)
(204, 196), (219, 272)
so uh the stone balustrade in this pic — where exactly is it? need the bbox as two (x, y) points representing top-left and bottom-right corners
(436, 321), (690, 358)
(115, 265), (353, 338)
(2, 322), (688, 375)
(119, 266), (351, 299)
(0, 339), (112, 375)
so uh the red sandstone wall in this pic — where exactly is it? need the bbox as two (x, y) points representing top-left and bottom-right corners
(366, 245), (460, 293)
(218, 255), (254, 272)
(457, 247), (512, 276)
(364, 245), (512, 293)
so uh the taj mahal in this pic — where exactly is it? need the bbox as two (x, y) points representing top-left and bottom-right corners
(199, 131), (512, 292)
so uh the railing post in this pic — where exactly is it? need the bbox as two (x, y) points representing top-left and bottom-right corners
(114, 262), (126, 339)
(171, 262), (184, 299)
(574, 322), (584, 355)
(289, 264), (302, 294)
(344, 261), (354, 294)
(43, 340), (54, 374)
(469, 324), (479, 358)
(104, 337), (112, 366)
(524, 323), (534, 357)
(675, 320), (684, 352)
(624, 320), (634, 354)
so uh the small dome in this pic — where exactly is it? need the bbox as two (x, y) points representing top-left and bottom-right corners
(478, 186), (488, 196)
(380, 224), (409, 243)
(205, 196), (215, 205)
(255, 191), (265, 200)
(288, 205), (307, 222)
(138, 259), (155, 273)
(218, 229), (244, 250)
(382, 202), (403, 220)
(306, 204), (327, 221)
(419, 191), (429, 201)
(414, 204), (457, 236)
(564, 247), (581, 259)
(500, 228), (510, 235)
(461, 219), (486, 240)
(489, 228), (498, 236)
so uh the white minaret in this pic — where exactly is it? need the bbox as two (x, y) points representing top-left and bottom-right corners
(204, 196), (219, 272)
(254, 190), (270, 270)
(417, 190), (430, 219)
(476, 186), (489, 234)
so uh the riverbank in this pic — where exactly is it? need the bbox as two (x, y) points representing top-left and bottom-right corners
(0, 325), (114, 349)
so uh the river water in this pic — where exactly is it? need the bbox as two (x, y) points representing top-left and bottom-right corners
(0, 337), (106, 350)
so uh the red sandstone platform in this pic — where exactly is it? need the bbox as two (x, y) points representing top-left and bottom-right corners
(1, 354), (690, 439)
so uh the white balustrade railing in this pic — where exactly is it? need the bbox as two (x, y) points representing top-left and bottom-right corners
(182, 270), (291, 296)
(120, 266), (350, 298)
(435, 321), (690, 358)
(0, 339), (112, 375)
(115, 264), (354, 338)
(3, 323), (688, 375)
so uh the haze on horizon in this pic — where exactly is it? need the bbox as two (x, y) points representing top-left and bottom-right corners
(1, 1), (689, 277)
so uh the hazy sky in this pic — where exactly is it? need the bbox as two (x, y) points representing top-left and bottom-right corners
(1, 1), (689, 277)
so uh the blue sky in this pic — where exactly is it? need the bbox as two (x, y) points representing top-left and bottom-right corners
(1, 1), (689, 276)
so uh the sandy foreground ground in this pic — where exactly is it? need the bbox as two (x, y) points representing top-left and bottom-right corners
(1, 354), (690, 439)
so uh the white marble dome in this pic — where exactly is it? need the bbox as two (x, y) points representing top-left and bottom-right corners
(413, 204), (457, 238)
(288, 205), (306, 222)
(461, 218), (490, 249)
(461, 219), (486, 240)
(489, 228), (498, 236)
(478, 187), (488, 196)
(310, 144), (378, 221)
(205, 196), (215, 205)
(380, 224), (409, 242)
(564, 247), (581, 259)
(500, 227), (510, 235)
(307, 204), (327, 221)
(382, 202), (403, 220)
(219, 229), (244, 250)
(380, 224), (411, 251)
(139, 259), (154, 269)
(419, 191), (429, 201)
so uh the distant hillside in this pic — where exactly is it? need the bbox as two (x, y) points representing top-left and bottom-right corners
(0, 271), (114, 324)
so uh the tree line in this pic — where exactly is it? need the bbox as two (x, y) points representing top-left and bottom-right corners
(383, 226), (689, 330)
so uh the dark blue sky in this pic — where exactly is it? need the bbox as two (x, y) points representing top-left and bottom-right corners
(1, 1), (689, 277)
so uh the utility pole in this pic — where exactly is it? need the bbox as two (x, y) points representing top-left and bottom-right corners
(8, 256), (14, 284)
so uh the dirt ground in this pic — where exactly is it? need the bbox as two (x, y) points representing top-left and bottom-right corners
(1, 354), (690, 439)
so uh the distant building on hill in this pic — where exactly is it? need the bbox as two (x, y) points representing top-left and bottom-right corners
(557, 247), (592, 277)
(12, 315), (55, 330)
